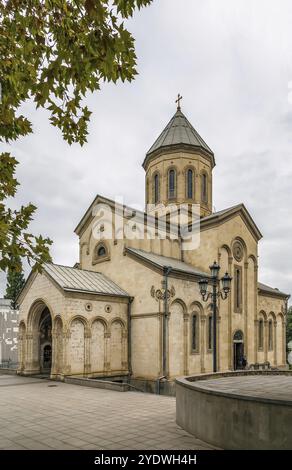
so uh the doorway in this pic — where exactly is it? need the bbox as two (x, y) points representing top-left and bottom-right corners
(233, 330), (244, 370)
(39, 307), (52, 374)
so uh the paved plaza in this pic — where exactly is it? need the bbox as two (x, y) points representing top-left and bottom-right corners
(0, 374), (213, 450)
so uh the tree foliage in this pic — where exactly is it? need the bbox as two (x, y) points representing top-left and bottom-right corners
(4, 255), (26, 309)
(0, 0), (152, 272)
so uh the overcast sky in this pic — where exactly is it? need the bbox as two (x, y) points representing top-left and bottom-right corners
(1, 0), (292, 301)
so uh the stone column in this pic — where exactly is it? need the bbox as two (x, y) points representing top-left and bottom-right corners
(104, 332), (111, 372)
(228, 255), (233, 370)
(25, 331), (40, 374)
(273, 321), (277, 366)
(84, 329), (91, 376)
(62, 329), (71, 376)
(282, 320), (286, 366)
(217, 315), (221, 371)
(50, 327), (58, 378)
(244, 261), (248, 358)
(254, 264), (259, 363)
(183, 313), (189, 376)
(122, 330), (128, 371)
(17, 332), (24, 373)
(264, 320), (268, 362)
(254, 319), (259, 362)
(200, 315), (206, 373)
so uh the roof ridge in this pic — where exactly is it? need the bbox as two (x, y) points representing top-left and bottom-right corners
(44, 262), (102, 275)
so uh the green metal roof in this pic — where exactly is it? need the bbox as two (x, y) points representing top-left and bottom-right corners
(144, 109), (214, 166)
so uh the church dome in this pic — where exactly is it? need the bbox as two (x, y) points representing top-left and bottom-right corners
(143, 107), (215, 169)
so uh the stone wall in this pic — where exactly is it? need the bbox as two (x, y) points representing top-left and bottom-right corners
(0, 301), (19, 365)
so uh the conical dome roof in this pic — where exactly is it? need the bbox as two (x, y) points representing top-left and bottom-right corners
(143, 108), (214, 168)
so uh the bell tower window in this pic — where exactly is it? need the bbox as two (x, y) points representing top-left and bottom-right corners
(153, 173), (160, 204)
(201, 173), (208, 203)
(187, 168), (194, 199)
(168, 169), (176, 199)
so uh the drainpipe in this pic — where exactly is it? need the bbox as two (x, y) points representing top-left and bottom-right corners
(127, 297), (134, 377)
(162, 266), (172, 378)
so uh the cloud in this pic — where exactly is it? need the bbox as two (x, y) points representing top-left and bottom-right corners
(1, 0), (292, 301)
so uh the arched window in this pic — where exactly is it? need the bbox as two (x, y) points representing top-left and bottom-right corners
(97, 245), (106, 257)
(191, 313), (199, 352)
(234, 265), (242, 313)
(93, 242), (109, 265)
(187, 168), (194, 199)
(268, 320), (273, 350)
(207, 315), (213, 350)
(201, 173), (208, 203)
(153, 173), (159, 204)
(168, 169), (176, 199)
(258, 319), (264, 350)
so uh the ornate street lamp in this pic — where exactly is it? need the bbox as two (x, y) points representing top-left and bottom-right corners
(199, 262), (232, 373)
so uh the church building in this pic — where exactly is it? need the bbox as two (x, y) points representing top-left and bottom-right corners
(17, 100), (289, 393)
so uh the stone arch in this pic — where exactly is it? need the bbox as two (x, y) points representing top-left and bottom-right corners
(68, 316), (87, 375)
(189, 300), (204, 314)
(89, 316), (108, 333)
(23, 299), (54, 376)
(258, 310), (267, 321)
(90, 318), (107, 375)
(169, 299), (186, 377)
(219, 244), (232, 257)
(110, 318), (125, 372)
(52, 316), (63, 376)
(248, 254), (257, 266)
(27, 298), (54, 331)
(18, 321), (26, 372)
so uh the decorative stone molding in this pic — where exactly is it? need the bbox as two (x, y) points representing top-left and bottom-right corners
(233, 240), (244, 262)
(150, 284), (175, 302)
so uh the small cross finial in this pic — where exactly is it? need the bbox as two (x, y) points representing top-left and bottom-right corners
(175, 93), (183, 110)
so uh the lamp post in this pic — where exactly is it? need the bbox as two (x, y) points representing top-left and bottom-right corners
(199, 262), (232, 373)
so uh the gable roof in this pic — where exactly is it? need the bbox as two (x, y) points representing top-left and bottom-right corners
(195, 203), (263, 241)
(258, 282), (290, 299)
(44, 263), (129, 297)
(18, 263), (129, 303)
(143, 109), (215, 168)
(126, 247), (209, 280)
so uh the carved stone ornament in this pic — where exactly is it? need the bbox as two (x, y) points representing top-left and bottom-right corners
(233, 240), (244, 262)
(150, 285), (176, 301)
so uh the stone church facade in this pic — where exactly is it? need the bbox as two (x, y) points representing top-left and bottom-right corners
(17, 104), (289, 392)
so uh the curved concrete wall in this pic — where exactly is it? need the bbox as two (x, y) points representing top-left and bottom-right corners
(176, 372), (292, 450)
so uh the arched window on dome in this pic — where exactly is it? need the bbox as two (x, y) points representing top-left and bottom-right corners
(201, 172), (208, 203)
(187, 168), (194, 199)
(153, 173), (160, 204)
(168, 169), (176, 200)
